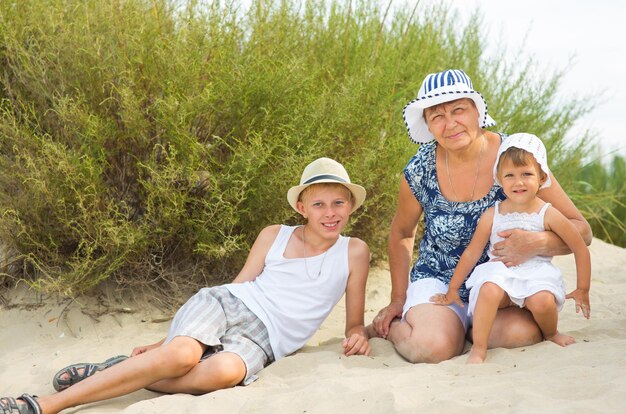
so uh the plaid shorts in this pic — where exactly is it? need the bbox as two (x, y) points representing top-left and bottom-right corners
(164, 286), (274, 385)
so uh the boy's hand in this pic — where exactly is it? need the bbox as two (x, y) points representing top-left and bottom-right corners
(131, 345), (152, 357)
(131, 339), (163, 356)
(342, 333), (371, 356)
(430, 290), (463, 307)
(565, 288), (591, 319)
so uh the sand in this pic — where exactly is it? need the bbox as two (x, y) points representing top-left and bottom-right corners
(1, 238), (624, 413)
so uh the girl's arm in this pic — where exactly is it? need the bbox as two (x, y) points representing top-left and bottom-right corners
(544, 206), (592, 319)
(231, 225), (281, 283)
(431, 208), (494, 306)
(342, 237), (371, 356)
(493, 174), (592, 266)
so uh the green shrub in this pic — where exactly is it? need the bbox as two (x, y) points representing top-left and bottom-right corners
(0, 0), (621, 302)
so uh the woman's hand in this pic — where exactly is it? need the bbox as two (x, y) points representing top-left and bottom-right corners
(342, 333), (371, 356)
(373, 301), (404, 339)
(492, 229), (544, 267)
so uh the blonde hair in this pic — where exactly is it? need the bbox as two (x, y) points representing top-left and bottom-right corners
(298, 183), (354, 204)
(496, 147), (547, 182)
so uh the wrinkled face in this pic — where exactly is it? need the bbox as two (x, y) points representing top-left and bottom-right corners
(424, 98), (482, 151)
(497, 156), (546, 203)
(297, 184), (353, 236)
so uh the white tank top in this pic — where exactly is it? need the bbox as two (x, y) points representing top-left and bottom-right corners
(225, 225), (351, 360)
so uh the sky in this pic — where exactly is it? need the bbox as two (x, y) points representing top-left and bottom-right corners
(444, 0), (626, 158)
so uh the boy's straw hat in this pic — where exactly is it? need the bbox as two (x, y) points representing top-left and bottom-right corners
(494, 133), (552, 189)
(287, 158), (366, 213)
(403, 69), (496, 144)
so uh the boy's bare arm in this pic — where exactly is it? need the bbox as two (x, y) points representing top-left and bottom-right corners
(343, 238), (371, 356)
(232, 225), (281, 283)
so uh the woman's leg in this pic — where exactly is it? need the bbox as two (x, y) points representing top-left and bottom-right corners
(147, 352), (247, 394)
(486, 306), (543, 349)
(36, 336), (206, 414)
(524, 290), (575, 346)
(468, 282), (511, 363)
(387, 303), (465, 363)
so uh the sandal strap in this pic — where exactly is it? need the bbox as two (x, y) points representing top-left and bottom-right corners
(62, 363), (97, 385)
(19, 395), (41, 414)
(0, 397), (19, 413)
(0, 395), (41, 414)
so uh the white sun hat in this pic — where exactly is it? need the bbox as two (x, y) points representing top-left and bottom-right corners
(493, 133), (552, 189)
(287, 157), (366, 213)
(402, 69), (496, 144)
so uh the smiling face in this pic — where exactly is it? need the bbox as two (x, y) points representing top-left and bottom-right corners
(296, 183), (353, 238)
(496, 148), (547, 204)
(423, 98), (482, 152)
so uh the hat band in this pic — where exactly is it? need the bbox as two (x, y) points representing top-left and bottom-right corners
(302, 174), (348, 185)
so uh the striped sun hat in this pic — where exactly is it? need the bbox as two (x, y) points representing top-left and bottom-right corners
(402, 69), (496, 144)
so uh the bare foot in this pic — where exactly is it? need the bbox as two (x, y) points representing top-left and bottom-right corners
(547, 332), (576, 347)
(466, 346), (487, 364)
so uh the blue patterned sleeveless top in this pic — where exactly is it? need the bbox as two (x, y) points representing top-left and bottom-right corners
(403, 137), (506, 302)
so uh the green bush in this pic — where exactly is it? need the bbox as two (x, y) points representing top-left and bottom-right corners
(0, 0), (622, 301)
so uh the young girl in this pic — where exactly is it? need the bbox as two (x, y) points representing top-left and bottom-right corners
(431, 133), (591, 364)
(1, 157), (371, 414)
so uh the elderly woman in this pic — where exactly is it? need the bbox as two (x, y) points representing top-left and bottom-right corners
(371, 69), (592, 363)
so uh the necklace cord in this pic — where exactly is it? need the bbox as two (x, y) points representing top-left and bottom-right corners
(445, 135), (485, 202)
(302, 226), (329, 280)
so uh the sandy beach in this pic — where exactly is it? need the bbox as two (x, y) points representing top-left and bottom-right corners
(1, 237), (624, 413)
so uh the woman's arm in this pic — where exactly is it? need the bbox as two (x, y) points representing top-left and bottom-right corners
(342, 238), (371, 356)
(231, 225), (281, 283)
(373, 177), (423, 337)
(493, 174), (592, 266)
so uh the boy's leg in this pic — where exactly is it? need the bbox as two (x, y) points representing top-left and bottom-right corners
(469, 282), (510, 364)
(524, 290), (575, 346)
(146, 352), (247, 394)
(36, 336), (206, 414)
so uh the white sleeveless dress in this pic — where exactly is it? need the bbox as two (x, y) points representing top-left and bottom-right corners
(466, 201), (566, 316)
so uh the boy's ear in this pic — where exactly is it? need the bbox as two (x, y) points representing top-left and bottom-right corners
(296, 201), (307, 218)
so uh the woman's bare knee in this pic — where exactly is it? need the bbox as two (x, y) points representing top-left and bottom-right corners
(489, 307), (542, 348)
(396, 332), (463, 363)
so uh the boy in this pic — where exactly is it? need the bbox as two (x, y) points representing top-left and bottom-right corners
(1, 157), (370, 414)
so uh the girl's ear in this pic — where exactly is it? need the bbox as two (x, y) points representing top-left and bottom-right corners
(539, 168), (549, 186)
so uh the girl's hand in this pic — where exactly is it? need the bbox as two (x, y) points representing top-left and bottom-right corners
(565, 288), (591, 319)
(430, 290), (463, 307)
(342, 333), (371, 356)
